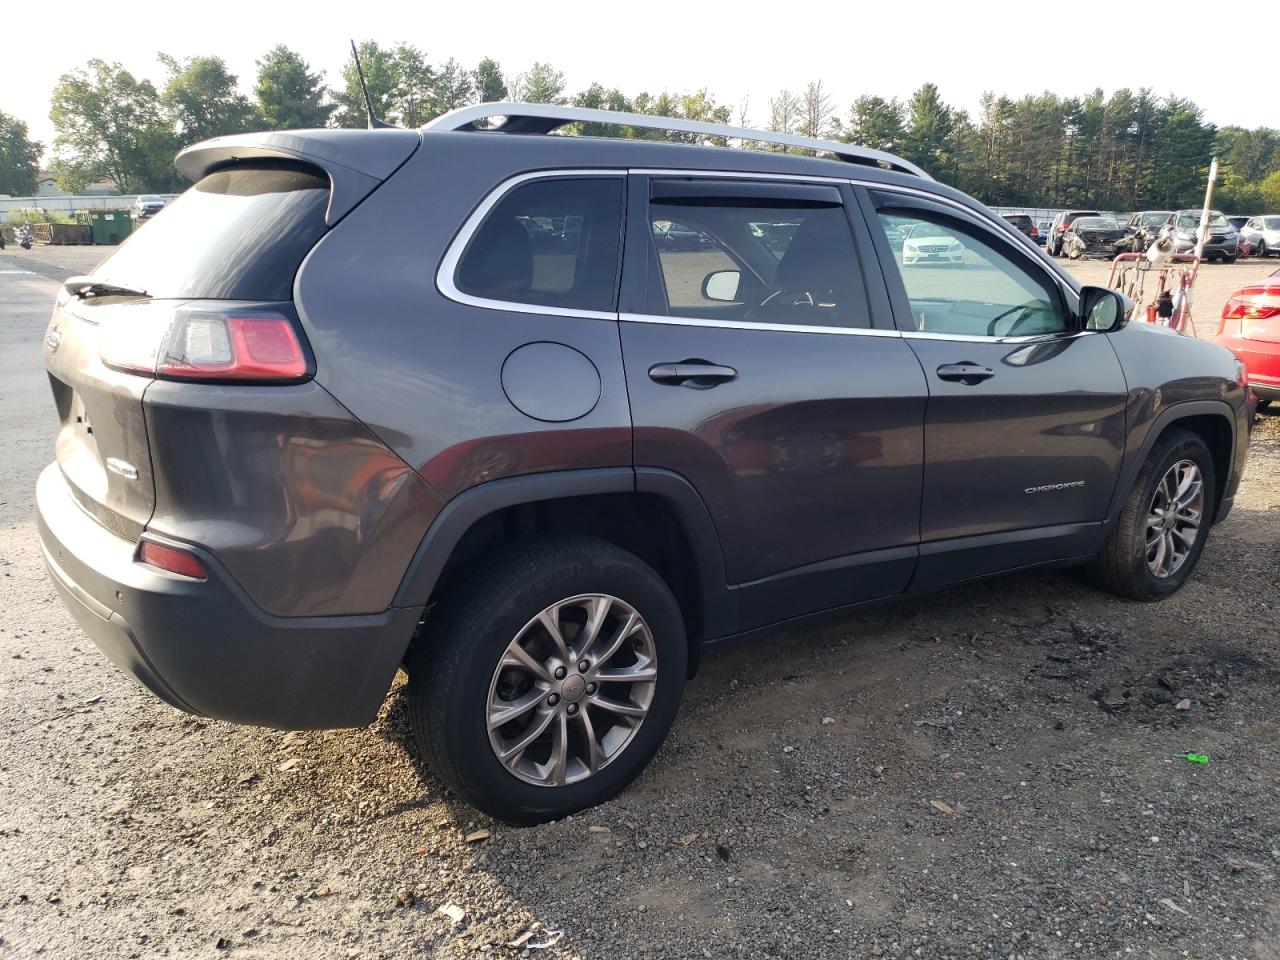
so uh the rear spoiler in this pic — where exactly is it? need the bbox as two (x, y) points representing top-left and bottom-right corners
(175, 129), (421, 226)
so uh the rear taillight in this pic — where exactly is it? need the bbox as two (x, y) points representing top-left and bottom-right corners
(1222, 298), (1280, 322)
(1030, 225), (1038, 236)
(100, 305), (310, 383)
(139, 540), (207, 580)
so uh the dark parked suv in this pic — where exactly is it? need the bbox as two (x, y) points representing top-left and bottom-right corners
(37, 104), (1253, 824)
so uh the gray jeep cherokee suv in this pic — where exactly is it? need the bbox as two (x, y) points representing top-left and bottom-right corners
(37, 103), (1252, 824)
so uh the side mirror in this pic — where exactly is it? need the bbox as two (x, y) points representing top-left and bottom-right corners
(1080, 285), (1131, 332)
(702, 269), (741, 303)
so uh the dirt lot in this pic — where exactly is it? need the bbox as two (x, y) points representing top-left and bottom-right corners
(1, 245), (1278, 960)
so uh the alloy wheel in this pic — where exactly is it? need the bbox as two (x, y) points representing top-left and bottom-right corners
(486, 594), (657, 787)
(1145, 459), (1204, 578)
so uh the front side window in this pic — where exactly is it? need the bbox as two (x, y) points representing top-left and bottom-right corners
(644, 188), (869, 329)
(455, 177), (623, 311)
(876, 210), (1069, 338)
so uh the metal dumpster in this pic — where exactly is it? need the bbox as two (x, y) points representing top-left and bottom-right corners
(83, 210), (133, 245)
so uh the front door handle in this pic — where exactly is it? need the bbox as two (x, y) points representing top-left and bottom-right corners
(936, 362), (994, 385)
(648, 360), (738, 387)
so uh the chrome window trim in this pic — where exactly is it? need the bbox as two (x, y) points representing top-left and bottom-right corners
(435, 168), (626, 322)
(619, 312), (901, 338)
(436, 166), (1084, 342)
(901, 329), (1098, 345)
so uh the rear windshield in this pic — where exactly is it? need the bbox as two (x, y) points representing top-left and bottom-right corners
(92, 161), (330, 301)
(1002, 215), (1032, 227)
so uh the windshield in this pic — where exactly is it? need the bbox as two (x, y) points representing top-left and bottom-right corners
(1266, 217), (1280, 230)
(1178, 212), (1229, 230)
(1141, 213), (1168, 228)
(94, 161), (330, 301)
(1076, 217), (1118, 230)
(906, 223), (951, 240)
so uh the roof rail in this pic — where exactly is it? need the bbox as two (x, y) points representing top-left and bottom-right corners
(422, 102), (931, 179)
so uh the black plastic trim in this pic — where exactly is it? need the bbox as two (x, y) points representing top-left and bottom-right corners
(393, 468), (637, 609)
(1097, 399), (1238, 539)
(37, 464), (420, 730)
(734, 544), (917, 631)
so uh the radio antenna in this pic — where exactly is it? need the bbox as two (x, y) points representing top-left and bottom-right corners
(350, 39), (393, 129)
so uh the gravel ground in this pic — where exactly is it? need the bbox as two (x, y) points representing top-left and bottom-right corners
(1, 246), (1278, 960)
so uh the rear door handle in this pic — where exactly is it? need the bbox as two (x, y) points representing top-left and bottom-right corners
(936, 362), (994, 384)
(648, 361), (738, 387)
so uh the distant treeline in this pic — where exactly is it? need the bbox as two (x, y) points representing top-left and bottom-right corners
(1, 42), (1276, 212)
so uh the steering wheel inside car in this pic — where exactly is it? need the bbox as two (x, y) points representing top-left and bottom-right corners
(744, 288), (816, 322)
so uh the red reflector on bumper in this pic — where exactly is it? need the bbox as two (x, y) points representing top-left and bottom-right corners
(139, 541), (207, 580)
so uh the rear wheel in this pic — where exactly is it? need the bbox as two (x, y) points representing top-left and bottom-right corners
(1088, 428), (1215, 601)
(1259, 240), (1269, 258)
(1224, 255), (1237, 264)
(407, 536), (687, 824)
(1258, 398), (1273, 412)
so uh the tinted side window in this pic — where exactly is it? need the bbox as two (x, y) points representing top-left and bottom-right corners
(645, 191), (870, 329)
(456, 177), (623, 311)
(876, 210), (1068, 338)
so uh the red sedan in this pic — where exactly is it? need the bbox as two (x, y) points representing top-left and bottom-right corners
(1216, 268), (1280, 411)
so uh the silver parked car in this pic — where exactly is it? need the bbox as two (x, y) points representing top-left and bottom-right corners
(1241, 216), (1280, 258)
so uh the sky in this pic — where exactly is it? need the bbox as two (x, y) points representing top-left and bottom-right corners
(4, 0), (1274, 162)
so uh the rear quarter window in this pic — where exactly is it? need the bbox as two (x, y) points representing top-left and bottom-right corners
(92, 160), (330, 301)
(453, 177), (624, 312)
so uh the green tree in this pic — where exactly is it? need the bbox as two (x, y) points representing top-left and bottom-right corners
(255, 45), (333, 130)
(844, 96), (905, 152)
(472, 57), (507, 103)
(1151, 97), (1215, 208)
(159, 53), (258, 145)
(50, 59), (180, 193)
(392, 45), (437, 127)
(1259, 169), (1280, 209)
(511, 63), (565, 104)
(334, 40), (404, 128)
(902, 83), (952, 173)
(0, 112), (41, 196)
(430, 58), (473, 115)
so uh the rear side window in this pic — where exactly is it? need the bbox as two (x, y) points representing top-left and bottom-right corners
(92, 160), (330, 301)
(455, 177), (624, 312)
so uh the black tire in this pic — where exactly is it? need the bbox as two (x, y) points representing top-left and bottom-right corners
(406, 535), (687, 825)
(1224, 255), (1237, 264)
(1258, 398), (1273, 412)
(1087, 428), (1216, 601)
(1259, 240), (1268, 258)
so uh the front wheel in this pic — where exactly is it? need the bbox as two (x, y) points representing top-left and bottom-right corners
(1087, 428), (1215, 601)
(406, 536), (687, 824)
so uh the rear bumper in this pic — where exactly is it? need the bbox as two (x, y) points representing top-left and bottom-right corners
(37, 463), (423, 729)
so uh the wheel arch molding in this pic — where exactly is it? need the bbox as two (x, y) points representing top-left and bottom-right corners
(392, 466), (737, 653)
(1098, 398), (1239, 547)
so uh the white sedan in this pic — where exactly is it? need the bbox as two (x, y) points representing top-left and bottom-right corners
(901, 223), (965, 265)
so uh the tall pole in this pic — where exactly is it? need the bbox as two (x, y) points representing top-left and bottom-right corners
(1193, 157), (1218, 261)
